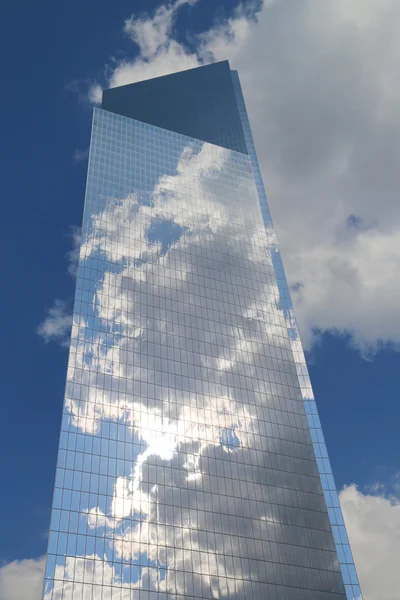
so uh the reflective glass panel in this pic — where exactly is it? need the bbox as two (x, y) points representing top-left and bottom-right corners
(231, 70), (362, 600)
(43, 107), (348, 599)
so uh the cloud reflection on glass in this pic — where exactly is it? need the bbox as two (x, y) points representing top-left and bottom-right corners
(43, 108), (347, 599)
(232, 72), (362, 600)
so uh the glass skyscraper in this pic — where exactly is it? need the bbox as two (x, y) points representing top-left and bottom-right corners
(42, 61), (362, 600)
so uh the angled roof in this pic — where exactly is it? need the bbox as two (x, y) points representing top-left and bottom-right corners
(101, 61), (247, 154)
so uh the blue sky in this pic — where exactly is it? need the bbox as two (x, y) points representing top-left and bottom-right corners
(0, 1), (399, 599)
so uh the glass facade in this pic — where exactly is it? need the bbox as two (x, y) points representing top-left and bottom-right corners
(42, 63), (361, 599)
(230, 72), (362, 600)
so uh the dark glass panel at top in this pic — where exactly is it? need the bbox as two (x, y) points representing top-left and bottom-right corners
(102, 60), (248, 154)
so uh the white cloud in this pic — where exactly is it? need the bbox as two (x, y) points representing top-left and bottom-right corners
(38, 227), (80, 346)
(340, 482), (400, 600)
(65, 225), (81, 277)
(37, 299), (72, 347)
(228, 0), (400, 353)
(87, 0), (400, 353)
(89, 0), (201, 103)
(124, 0), (198, 60)
(0, 557), (45, 600)
(87, 83), (102, 104)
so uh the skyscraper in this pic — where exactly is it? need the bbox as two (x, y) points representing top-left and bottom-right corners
(42, 62), (362, 600)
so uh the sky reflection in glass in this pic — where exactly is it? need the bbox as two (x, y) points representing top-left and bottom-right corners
(43, 105), (349, 599)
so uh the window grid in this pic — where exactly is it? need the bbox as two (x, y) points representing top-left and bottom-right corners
(43, 104), (350, 599)
(231, 71), (362, 600)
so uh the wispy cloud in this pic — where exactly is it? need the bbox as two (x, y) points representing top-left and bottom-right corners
(72, 147), (89, 164)
(37, 299), (72, 347)
(37, 225), (80, 346)
(88, 0), (203, 104)
(124, 0), (199, 60)
(65, 225), (81, 277)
